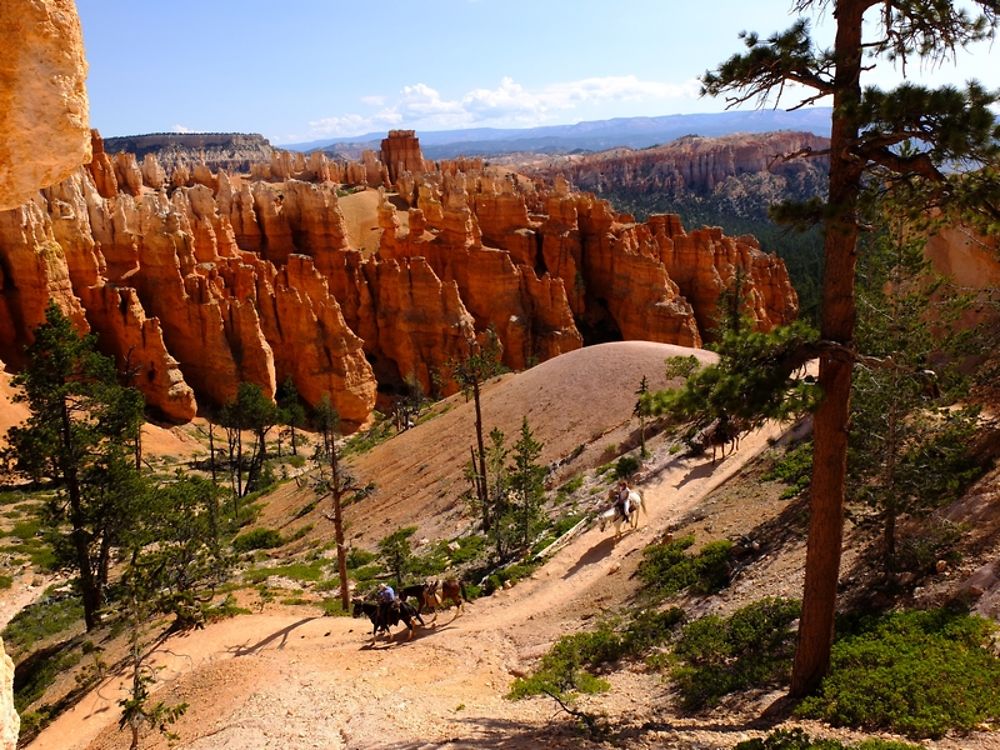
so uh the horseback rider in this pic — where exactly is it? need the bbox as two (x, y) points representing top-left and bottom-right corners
(376, 582), (398, 632)
(615, 479), (632, 520)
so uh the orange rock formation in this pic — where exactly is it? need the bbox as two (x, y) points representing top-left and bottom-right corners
(0, 130), (798, 428)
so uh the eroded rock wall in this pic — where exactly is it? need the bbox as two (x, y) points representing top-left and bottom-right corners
(1, 128), (799, 427)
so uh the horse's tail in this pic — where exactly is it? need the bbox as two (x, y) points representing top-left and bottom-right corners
(459, 579), (469, 602)
(638, 489), (648, 516)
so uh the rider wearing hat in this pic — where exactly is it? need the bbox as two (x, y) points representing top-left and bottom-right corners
(615, 479), (632, 520)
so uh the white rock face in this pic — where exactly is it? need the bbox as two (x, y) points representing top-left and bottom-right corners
(1, 638), (17, 750)
(0, 0), (91, 210)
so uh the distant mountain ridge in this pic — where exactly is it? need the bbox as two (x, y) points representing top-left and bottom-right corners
(279, 108), (833, 159)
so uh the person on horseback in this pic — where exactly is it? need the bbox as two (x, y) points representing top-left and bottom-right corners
(376, 582), (398, 633)
(615, 479), (632, 521)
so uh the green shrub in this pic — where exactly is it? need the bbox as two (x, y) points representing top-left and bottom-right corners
(638, 536), (734, 596)
(11, 518), (41, 541)
(442, 535), (485, 565)
(2, 592), (84, 655)
(763, 440), (813, 498)
(346, 548), (377, 569)
(0, 574), (12, 590)
(614, 455), (640, 480)
(509, 607), (684, 701)
(232, 528), (283, 552)
(13, 645), (82, 712)
(673, 597), (800, 710)
(293, 500), (317, 520)
(797, 609), (1000, 738)
(350, 563), (382, 581)
(733, 728), (924, 750)
(557, 475), (585, 497)
(243, 561), (325, 584)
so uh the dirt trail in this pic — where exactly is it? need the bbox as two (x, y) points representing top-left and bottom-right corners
(27, 419), (787, 750)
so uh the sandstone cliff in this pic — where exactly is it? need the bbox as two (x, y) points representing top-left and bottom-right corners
(0, 129), (798, 428)
(0, 0), (91, 211)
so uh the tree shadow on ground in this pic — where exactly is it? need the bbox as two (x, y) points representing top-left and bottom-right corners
(374, 702), (797, 750)
(357, 622), (457, 650)
(563, 536), (617, 579)
(229, 616), (318, 656)
(673, 458), (720, 490)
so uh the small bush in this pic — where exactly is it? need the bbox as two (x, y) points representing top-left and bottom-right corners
(0, 574), (12, 590)
(232, 528), (283, 552)
(763, 440), (813, 498)
(509, 607), (684, 701)
(558, 475), (585, 497)
(797, 609), (1000, 738)
(673, 597), (800, 710)
(733, 728), (924, 750)
(614, 455), (640, 480)
(638, 536), (734, 596)
(243, 561), (325, 584)
(350, 564), (382, 582)
(2, 592), (84, 655)
(293, 500), (317, 520)
(346, 548), (377, 569)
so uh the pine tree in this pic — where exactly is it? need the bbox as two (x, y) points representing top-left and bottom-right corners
(314, 395), (351, 610)
(509, 418), (546, 551)
(6, 302), (146, 631)
(703, 0), (1000, 695)
(447, 330), (504, 531)
(849, 192), (982, 573)
(276, 376), (306, 457)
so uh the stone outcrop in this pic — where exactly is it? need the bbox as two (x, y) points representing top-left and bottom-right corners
(381, 130), (428, 187)
(0, 0), (91, 211)
(1, 638), (16, 750)
(1, 128), (799, 428)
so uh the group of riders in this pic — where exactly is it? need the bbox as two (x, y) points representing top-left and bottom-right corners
(366, 480), (636, 634)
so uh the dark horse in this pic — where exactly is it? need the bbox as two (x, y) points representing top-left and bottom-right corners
(352, 598), (424, 642)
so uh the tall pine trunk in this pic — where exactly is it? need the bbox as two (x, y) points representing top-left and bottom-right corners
(790, 0), (864, 697)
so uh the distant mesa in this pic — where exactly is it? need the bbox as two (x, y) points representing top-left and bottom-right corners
(0, 128), (800, 430)
(102, 132), (274, 174)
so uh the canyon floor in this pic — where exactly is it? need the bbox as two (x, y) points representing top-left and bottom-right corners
(10, 342), (1000, 750)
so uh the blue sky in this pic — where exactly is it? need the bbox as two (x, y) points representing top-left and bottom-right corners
(75, 0), (999, 145)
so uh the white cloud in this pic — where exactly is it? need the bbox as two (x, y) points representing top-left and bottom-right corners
(305, 74), (703, 138)
(172, 124), (193, 133)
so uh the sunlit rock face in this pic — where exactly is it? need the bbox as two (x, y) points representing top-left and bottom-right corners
(0, 0), (91, 211)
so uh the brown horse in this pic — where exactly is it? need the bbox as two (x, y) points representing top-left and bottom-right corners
(428, 578), (468, 615)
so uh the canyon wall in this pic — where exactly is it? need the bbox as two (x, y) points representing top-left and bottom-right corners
(0, 130), (798, 427)
(536, 131), (830, 198)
